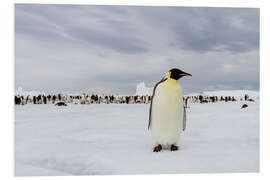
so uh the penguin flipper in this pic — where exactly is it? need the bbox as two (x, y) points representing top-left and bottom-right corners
(183, 106), (186, 131)
(148, 99), (153, 130)
(148, 77), (167, 130)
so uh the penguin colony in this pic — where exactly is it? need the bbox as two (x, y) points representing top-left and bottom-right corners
(14, 94), (152, 105)
(14, 93), (255, 106)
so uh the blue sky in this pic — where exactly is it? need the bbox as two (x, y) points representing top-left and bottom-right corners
(15, 4), (259, 94)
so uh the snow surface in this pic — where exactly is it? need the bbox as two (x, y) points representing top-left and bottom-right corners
(15, 99), (259, 176)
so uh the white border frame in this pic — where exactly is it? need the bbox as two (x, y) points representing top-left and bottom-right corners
(1, 0), (269, 180)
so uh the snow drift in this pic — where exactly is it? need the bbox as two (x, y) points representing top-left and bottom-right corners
(15, 87), (46, 97)
(135, 82), (153, 95)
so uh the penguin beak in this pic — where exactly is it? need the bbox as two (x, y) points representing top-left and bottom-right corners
(179, 72), (192, 77)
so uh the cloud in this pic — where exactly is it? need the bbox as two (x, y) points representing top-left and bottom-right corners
(15, 4), (149, 54)
(67, 27), (148, 54)
(141, 7), (259, 53)
(15, 4), (260, 94)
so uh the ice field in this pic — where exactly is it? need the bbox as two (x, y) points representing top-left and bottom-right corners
(15, 93), (259, 176)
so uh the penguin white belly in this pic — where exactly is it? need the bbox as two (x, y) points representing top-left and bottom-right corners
(151, 80), (183, 145)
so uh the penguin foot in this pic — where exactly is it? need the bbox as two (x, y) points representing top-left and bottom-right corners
(153, 144), (162, 152)
(171, 145), (178, 151)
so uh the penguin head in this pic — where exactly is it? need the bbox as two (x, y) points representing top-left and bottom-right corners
(168, 68), (192, 80)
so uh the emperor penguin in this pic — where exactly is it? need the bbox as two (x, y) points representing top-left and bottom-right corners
(148, 68), (192, 152)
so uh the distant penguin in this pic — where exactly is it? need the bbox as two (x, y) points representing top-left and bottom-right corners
(95, 95), (99, 103)
(199, 95), (203, 103)
(86, 96), (91, 104)
(67, 95), (72, 103)
(126, 96), (130, 104)
(43, 95), (47, 104)
(81, 93), (86, 104)
(145, 95), (149, 104)
(241, 104), (248, 109)
(185, 96), (191, 108)
(15, 96), (21, 105)
(33, 96), (37, 104)
(244, 94), (249, 101)
(148, 68), (192, 152)
(58, 94), (62, 101)
(47, 95), (51, 101)
(55, 102), (67, 106)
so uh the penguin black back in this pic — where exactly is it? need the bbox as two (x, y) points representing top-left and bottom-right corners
(55, 102), (67, 106)
(241, 104), (248, 109)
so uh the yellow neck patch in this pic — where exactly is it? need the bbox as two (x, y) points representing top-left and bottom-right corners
(164, 71), (171, 79)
